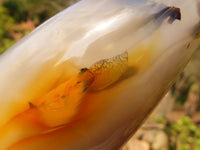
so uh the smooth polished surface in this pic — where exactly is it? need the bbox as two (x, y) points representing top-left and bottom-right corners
(0, 0), (200, 149)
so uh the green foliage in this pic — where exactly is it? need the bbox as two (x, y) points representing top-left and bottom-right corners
(0, 5), (15, 54)
(157, 117), (200, 150)
(176, 93), (188, 105)
(0, 0), (79, 54)
(2, 0), (78, 25)
(0, 39), (15, 54)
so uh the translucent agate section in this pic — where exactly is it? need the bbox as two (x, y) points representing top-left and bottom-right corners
(0, 0), (200, 149)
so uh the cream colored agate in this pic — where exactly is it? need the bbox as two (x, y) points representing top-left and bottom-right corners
(0, 0), (200, 149)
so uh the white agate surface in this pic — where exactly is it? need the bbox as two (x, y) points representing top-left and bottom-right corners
(0, 0), (200, 149)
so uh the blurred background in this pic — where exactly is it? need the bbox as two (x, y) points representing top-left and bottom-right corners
(0, 0), (200, 150)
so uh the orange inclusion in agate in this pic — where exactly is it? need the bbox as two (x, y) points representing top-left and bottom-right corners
(13, 69), (94, 127)
(4, 50), (152, 149)
(0, 69), (94, 150)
